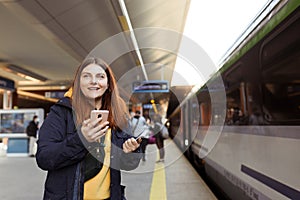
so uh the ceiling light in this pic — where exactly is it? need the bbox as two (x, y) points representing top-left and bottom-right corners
(6, 64), (48, 82)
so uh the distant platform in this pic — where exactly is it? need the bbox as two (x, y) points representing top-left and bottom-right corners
(0, 139), (216, 200)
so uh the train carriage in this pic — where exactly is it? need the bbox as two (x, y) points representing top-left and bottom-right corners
(167, 1), (300, 199)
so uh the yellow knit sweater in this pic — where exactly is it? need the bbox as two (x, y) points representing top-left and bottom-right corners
(84, 129), (111, 200)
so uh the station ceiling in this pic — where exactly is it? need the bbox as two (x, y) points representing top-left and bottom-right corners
(0, 0), (190, 103)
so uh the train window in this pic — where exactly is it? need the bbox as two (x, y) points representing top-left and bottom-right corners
(200, 103), (210, 126)
(261, 51), (300, 124)
(196, 86), (211, 126)
(226, 87), (247, 125)
(262, 82), (300, 123)
(260, 15), (300, 124)
(246, 83), (264, 125)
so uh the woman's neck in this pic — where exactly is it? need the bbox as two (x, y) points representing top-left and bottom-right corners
(89, 98), (102, 110)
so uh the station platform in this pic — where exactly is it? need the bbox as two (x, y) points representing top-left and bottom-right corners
(0, 139), (216, 200)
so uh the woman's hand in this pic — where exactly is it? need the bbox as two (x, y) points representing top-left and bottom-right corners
(81, 118), (109, 143)
(123, 138), (140, 153)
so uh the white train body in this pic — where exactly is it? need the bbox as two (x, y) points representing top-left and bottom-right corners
(168, 1), (300, 199)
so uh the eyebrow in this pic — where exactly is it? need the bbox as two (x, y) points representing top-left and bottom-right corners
(81, 72), (106, 76)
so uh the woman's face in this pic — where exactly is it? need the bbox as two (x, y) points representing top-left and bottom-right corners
(80, 63), (108, 100)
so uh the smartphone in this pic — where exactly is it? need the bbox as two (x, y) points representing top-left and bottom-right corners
(136, 137), (142, 144)
(90, 110), (109, 125)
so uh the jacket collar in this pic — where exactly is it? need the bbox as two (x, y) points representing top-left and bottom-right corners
(56, 97), (72, 109)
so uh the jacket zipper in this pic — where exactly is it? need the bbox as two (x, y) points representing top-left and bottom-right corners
(77, 162), (82, 200)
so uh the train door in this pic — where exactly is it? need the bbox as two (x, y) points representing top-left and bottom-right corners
(185, 96), (201, 158)
(181, 104), (188, 152)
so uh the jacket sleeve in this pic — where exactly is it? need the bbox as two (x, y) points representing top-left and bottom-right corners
(119, 148), (142, 171)
(36, 105), (88, 171)
(115, 130), (142, 171)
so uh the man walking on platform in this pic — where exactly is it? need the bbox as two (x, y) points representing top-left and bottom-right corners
(26, 115), (39, 157)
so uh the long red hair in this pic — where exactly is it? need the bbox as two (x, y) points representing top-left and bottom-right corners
(71, 57), (129, 130)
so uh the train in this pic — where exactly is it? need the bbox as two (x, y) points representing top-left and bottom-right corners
(167, 0), (300, 199)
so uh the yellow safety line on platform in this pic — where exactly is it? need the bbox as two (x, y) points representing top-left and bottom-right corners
(149, 157), (167, 200)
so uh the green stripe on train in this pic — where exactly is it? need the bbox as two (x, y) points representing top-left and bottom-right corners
(219, 0), (300, 73)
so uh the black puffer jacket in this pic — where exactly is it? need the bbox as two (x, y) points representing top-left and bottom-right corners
(36, 97), (141, 200)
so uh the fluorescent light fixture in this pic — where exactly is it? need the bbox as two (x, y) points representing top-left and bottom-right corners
(17, 90), (57, 103)
(118, 0), (156, 101)
(17, 85), (68, 91)
(5, 64), (48, 82)
(118, 0), (148, 81)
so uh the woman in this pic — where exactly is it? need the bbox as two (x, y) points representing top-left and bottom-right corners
(36, 57), (141, 200)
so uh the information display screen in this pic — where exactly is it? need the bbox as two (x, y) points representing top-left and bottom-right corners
(132, 80), (169, 93)
(0, 109), (44, 134)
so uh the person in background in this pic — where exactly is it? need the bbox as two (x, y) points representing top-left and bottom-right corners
(151, 114), (165, 163)
(26, 115), (39, 157)
(36, 57), (141, 200)
(131, 110), (149, 161)
(129, 108), (135, 119)
(131, 110), (147, 137)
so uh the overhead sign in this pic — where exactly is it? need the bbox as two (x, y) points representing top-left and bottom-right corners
(0, 76), (15, 91)
(132, 80), (169, 93)
(45, 91), (66, 99)
(143, 104), (153, 109)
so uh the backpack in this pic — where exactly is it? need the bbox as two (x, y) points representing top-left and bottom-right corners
(26, 121), (38, 137)
(156, 122), (169, 139)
